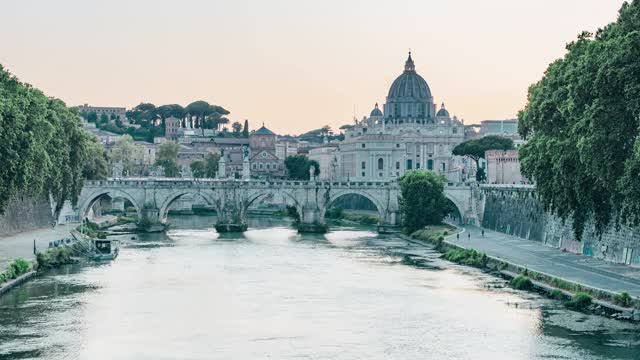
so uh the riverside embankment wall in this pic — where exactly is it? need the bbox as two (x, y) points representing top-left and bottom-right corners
(480, 186), (640, 267)
(0, 195), (54, 237)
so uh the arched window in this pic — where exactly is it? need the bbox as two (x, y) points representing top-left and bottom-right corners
(378, 158), (384, 170)
(361, 161), (366, 169)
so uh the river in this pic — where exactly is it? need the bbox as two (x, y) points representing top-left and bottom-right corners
(0, 216), (638, 359)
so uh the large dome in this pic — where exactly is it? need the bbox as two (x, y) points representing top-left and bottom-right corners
(387, 53), (432, 101)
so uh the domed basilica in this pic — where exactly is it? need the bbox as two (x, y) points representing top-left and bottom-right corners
(336, 52), (465, 181)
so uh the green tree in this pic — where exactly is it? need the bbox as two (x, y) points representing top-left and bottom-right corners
(190, 160), (207, 178)
(99, 113), (109, 124)
(155, 159), (179, 177)
(110, 135), (144, 176)
(0, 65), (92, 216)
(186, 101), (211, 129)
(452, 135), (514, 181)
(86, 111), (98, 123)
(242, 119), (249, 137)
(204, 153), (220, 178)
(156, 141), (180, 162)
(231, 121), (242, 135)
(155, 141), (180, 177)
(518, 1), (640, 238)
(399, 170), (448, 233)
(82, 138), (109, 180)
(285, 155), (320, 180)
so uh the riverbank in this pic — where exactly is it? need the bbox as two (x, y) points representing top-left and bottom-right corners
(0, 226), (73, 272)
(406, 224), (640, 321)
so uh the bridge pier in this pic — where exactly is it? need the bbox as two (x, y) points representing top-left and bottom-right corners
(377, 210), (402, 234)
(140, 207), (166, 232)
(297, 208), (327, 233)
(215, 203), (248, 233)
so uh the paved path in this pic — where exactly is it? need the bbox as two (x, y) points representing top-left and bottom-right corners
(0, 225), (74, 272)
(446, 225), (640, 297)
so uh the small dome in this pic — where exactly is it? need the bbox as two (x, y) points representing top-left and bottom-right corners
(436, 103), (450, 117)
(370, 103), (383, 117)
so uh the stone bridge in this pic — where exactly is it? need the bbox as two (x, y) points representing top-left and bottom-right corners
(76, 178), (478, 233)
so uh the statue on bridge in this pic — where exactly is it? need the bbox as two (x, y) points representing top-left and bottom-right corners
(180, 165), (193, 179)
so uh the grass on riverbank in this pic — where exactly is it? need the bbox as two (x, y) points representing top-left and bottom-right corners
(76, 223), (107, 239)
(410, 224), (459, 250)
(0, 258), (31, 285)
(36, 246), (77, 270)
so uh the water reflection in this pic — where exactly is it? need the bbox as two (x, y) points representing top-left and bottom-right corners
(0, 215), (638, 360)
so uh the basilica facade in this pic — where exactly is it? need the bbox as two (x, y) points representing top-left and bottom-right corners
(336, 53), (465, 181)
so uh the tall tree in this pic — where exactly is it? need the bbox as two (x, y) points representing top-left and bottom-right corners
(242, 119), (249, 137)
(518, 1), (640, 238)
(154, 141), (180, 177)
(231, 121), (242, 135)
(399, 170), (448, 233)
(110, 135), (145, 176)
(82, 138), (109, 180)
(204, 153), (220, 178)
(285, 155), (320, 180)
(186, 101), (211, 129)
(0, 65), (92, 215)
(452, 135), (514, 181)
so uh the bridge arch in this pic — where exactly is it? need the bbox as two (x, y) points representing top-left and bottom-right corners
(242, 189), (302, 219)
(323, 189), (386, 223)
(77, 189), (142, 221)
(443, 191), (466, 224)
(158, 190), (218, 222)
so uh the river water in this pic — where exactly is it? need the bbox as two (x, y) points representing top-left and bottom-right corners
(0, 216), (638, 359)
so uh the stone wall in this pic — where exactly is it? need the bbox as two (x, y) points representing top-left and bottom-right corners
(481, 187), (640, 267)
(0, 195), (54, 236)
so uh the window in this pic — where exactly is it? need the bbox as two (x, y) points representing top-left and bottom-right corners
(377, 158), (384, 170)
(416, 162), (421, 169)
(273, 163), (278, 169)
(361, 161), (366, 169)
(396, 161), (400, 170)
(427, 159), (434, 170)
(259, 163), (263, 170)
(361, 172), (365, 177)
(252, 163), (256, 169)
(361, 143), (366, 148)
(266, 164), (270, 170)
(262, 151), (267, 158)
(396, 144), (400, 148)
(407, 159), (413, 170)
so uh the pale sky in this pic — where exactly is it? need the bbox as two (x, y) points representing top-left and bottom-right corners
(0, 0), (627, 134)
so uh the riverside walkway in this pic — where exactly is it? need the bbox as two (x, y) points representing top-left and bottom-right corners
(447, 225), (640, 297)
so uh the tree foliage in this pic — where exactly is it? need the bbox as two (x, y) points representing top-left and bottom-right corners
(518, 1), (640, 238)
(0, 65), (95, 215)
(452, 135), (514, 162)
(399, 170), (448, 233)
(284, 155), (320, 180)
(110, 135), (145, 176)
(82, 138), (109, 180)
(190, 152), (220, 178)
(155, 141), (180, 177)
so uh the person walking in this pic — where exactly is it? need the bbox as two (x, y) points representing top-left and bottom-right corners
(467, 232), (471, 240)
(481, 229), (485, 237)
(456, 233), (459, 240)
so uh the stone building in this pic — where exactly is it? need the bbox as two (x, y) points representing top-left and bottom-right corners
(250, 125), (285, 178)
(308, 144), (339, 180)
(485, 149), (528, 184)
(77, 104), (127, 122)
(165, 116), (181, 140)
(338, 53), (465, 181)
